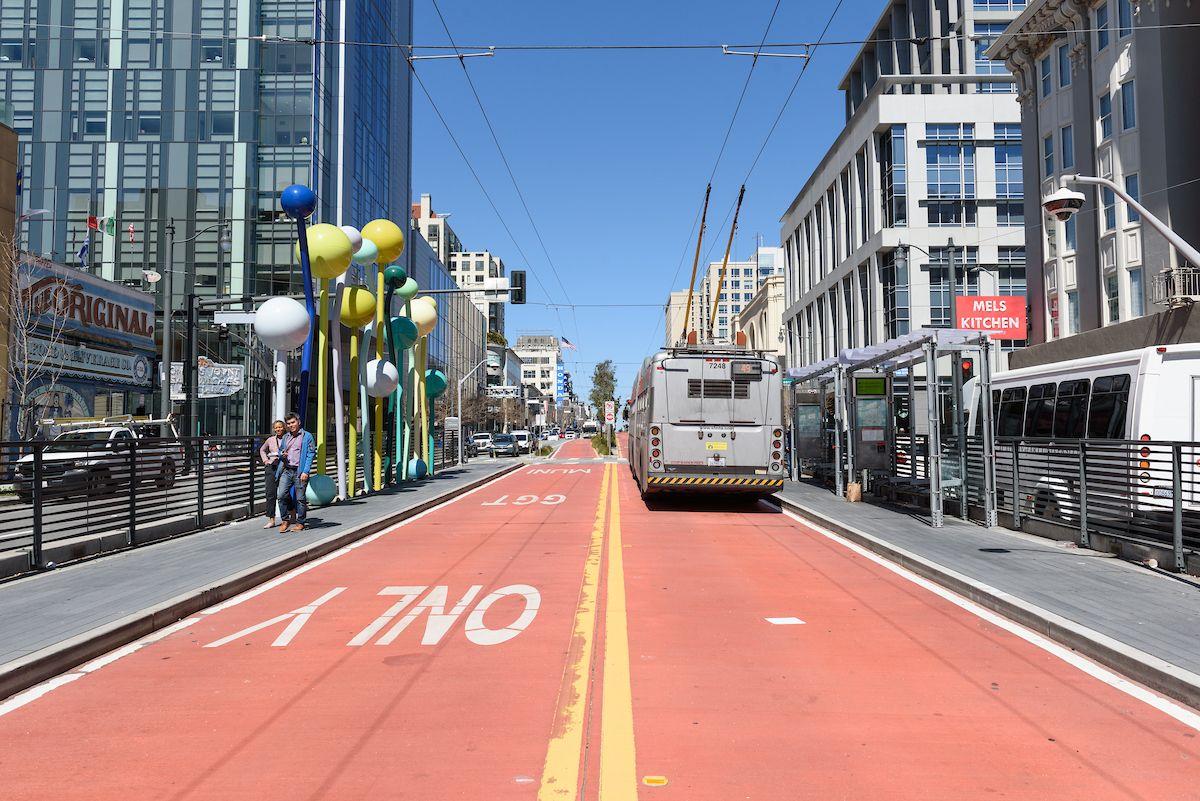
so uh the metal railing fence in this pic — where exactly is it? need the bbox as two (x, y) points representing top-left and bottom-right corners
(0, 433), (464, 576)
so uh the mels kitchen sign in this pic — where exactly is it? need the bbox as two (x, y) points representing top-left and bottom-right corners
(954, 296), (1026, 340)
(21, 257), (156, 351)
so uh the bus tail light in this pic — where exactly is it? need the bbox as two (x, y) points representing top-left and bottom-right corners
(1139, 447), (1150, 458)
(772, 428), (783, 439)
(652, 449), (660, 458)
(772, 451), (781, 461)
(651, 460), (662, 470)
(1140, 434), (1151, 442)
(651, 437), (660, 447)
(771, 462), (781, 472)
(772, 439), (781, 449)
(1139, 472), (1151, 483)
(650, 426), (660, 436)
(1138, 460), (1150, 470)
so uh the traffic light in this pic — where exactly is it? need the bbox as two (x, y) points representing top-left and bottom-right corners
(509, 270), (526, 304)
(960, 357), (975, 382)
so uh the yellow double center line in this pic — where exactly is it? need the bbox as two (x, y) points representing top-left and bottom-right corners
(539, 463), (638, 800)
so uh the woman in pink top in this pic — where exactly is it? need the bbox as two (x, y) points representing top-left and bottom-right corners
(258, 420), (286, 528)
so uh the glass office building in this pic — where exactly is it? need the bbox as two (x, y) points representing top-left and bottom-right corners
(0, 0), (413, 432)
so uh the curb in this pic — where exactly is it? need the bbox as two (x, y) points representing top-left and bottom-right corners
(0, 463), (521, 703)
(774, 493), (1200, 711)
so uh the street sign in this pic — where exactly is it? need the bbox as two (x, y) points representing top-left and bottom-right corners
(604, 400), (615, 424)
(213, 311), (257, 325)
(444, 416), (460, 431)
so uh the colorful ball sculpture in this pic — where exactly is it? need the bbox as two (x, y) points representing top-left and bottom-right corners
(293, 223), (353, 279)
(389, 315), (419, 350)
(396, 277), (419, 301)
(383, 264), (408, 285)
(409, 297), (438, 336)
(340, 286), (377, 327)
(352, 238), (379, 265)
(425, 369), (448, 398)
(364, 358), (400, 398)
(305, 473), (337, 506)
(340, 225), (364, 254)
(255, 296), (311, 351)
(280, 184), (317, 219)
(361, 219), (406, 264)
(407, 458), (428, 480)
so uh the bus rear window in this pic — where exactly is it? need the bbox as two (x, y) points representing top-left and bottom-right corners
(1053, 379), (1089, 439)
(1087, 374), (1130, 439)
(1024, 383), (1056, 437)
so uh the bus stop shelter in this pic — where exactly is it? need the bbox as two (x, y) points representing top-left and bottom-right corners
(787, 328), (998, 528)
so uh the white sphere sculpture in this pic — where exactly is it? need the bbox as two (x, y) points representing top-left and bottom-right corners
(340, 225), (363, 254)
(409, 298), (438, 336)
(255, 296), (310, 351)
(364, 358), (400, 398)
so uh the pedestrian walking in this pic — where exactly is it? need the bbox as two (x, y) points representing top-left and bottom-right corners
(258, 419), (286, 529)
(275, 411), (316, 533)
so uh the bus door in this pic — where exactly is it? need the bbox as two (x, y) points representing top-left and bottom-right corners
(851, 373), (892, 474)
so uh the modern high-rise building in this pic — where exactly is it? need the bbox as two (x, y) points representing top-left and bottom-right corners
(781, 0), (1026, 372)
(447, 249), (506, 335)
(668, 245), (784, 345)
(0, 0), (414, 429)
(989, 0), (1200, 350)
(411, 193), (461, 267)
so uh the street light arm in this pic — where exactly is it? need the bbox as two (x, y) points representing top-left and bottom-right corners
(1063, 174), (1200, 268)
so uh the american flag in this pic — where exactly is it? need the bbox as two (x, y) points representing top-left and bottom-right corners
(561, 337), (577, 351)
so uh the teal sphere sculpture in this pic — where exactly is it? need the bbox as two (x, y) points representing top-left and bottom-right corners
(383, 264), (408, 285)
(397, 277), (419, 301)
(389, 315), (419, 350)
(425, 369), (448, 398)
(305, 473), (337, 506)
(352, 238), (379, 265)
(408, 458), (428, 479)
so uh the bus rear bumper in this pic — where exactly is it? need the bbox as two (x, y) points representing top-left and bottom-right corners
(646, 474), (785, 492)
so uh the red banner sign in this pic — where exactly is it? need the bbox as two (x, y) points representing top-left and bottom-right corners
(955, 295), (1026, 339)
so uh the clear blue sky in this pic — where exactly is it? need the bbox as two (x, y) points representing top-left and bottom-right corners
(411, 0), (878, 402)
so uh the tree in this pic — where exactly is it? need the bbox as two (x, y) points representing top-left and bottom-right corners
(1, 241), (71, 439)
(486, 330), (507, 347)
(588, 359), (616, 418)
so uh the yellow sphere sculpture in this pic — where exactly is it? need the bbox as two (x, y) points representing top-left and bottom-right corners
(362, 219), (406, 264)
(339, 285), (377, 327)
(294, 223), (353, 279)
(408, 297), (438, 336)
(414, 295), (437, 310)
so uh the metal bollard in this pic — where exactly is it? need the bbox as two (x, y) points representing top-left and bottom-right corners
(1077, 441), (1089, 548)
(1173, 444), (1185, 572)
(1011, 440), (1022, 529)
(128, 439), (138, 547)
(31, 445), (44, 570)
(197, 441), (206, 525)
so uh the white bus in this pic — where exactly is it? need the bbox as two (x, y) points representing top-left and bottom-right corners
(965, 344), (1200, 517)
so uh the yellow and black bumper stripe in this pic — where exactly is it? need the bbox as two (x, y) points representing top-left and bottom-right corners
(646, 475), (784, 489)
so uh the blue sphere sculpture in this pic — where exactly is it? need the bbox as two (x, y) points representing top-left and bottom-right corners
(280, 184), (317, 220)
(408, 458), (428, 480)
(305, 473), (337, 506)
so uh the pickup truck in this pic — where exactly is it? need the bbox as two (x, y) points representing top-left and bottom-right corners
(15, 418), (184, 503)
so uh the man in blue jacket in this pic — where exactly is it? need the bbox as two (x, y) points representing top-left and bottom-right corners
(276, 411), (316, 532)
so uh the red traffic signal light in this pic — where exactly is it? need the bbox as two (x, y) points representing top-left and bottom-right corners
(960, 358), (974, 380)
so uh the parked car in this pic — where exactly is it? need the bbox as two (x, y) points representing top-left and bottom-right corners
(472, 432), (495, 454)
(511, 430), (533, 454)
(491, 433), (521, 458)
(15, 417), (183, 503)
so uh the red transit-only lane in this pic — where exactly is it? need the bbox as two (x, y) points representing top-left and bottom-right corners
(0, 453), (1196, 800)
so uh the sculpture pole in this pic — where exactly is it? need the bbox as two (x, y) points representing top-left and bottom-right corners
(346, 316), (359, 498)
(330, 275), (347, 498)
(373, 263), (385, 490)
(316, 278), (330, 472)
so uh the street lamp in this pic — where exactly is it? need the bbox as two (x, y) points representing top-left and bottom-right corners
(160, 218), (234, 420)
(896, 239), (973, 328)
(457, 357), (488, 465)
(1043, 174), (1200, 283)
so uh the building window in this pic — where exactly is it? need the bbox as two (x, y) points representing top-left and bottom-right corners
(1105, 272), (1120, 323)
(1040, 55), (1052, 97)
(1102, 187), (1117, 230)
(880, 125), (907, 227)
(997, 202), (1024, 226)
(1060, 125), (1074, 170)
(1042, 134), (1054, 177)
(926, 125), (975, 226)
(881, 251), (910, 338)
(1065, 214), (1078, 252)
(974, 0), (1027, 8)
(1118, 0), (1132, 38)
(1099, 93), (1113, 139)
(998, 247), (1027, 295)
(1125, 174), (1140, 223)
(1120, 81), (1136, 130)
(975, 23), (1014, 92)
(1130, 268), (1144, 316)
(1096, 2), (1110, 50)
(1058, 44), (1072, 88)
(928, 247), (980, 327)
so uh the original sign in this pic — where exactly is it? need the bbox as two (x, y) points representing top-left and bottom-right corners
(27, 337), (153, 387)
(21, 256), (156, 351)
(955, 295), (1026, 340)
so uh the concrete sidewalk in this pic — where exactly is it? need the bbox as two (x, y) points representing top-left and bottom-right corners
(0, 459), (520, 701)
(775, 479), (1200, 709)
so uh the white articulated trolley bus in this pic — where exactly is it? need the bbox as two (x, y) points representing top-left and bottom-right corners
(629, 344), (786, 498)
(965, 344), (1200, 517)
